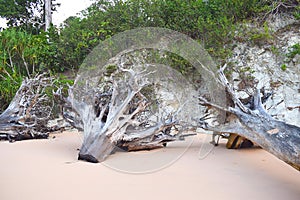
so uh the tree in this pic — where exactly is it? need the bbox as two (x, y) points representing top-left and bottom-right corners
(0, 0), (60, 32)
(0, 73), (57, 141)
(56, 0), (274, 70)
(198, 65), (300, 170)
(54, 26), (224, 163)
(66, 66), (183, 162)
(0, 27), (57, 111)
(44, 0), (52, 31)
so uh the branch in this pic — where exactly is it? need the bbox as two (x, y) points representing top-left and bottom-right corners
(0, 73), (59, 140)
(218, 64), (249, 113)
(197, 63), (300, 170)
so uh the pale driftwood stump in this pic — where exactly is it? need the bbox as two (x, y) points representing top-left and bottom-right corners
(0, 74), (56, 141)
(57, 66), (192, 163)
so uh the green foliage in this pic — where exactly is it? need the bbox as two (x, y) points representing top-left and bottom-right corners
(239, 66), (255, 74)
(53, 16), (111, 70)
(145, 49), (194, 75)
(1, 0), (297, 112)
(0, 27), (54, 110)
(55, 0), (274, 68)
(104, 65), (118, 76)
(294, 5), (300, 19)
(249, 22), (273, 45)
(0, 27), (51, 75)
(0, 72), (22, 111)
(270, 45), (280, 56)
(287, 43), (300, 59)
(281, 64), (287, 71)
(0, 0), (41, 28)
(278, 43), (300, 72)
(51, 74), (74, 97)
(0, 0), (60, 33)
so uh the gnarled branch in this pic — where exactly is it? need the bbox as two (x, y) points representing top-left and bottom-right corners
(0, 73), (59, 141)
(198, 65), (300, 170)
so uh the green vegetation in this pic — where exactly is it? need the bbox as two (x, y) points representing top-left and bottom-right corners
(0, 28), (48, 109)
(249, 22), (273, 45)
(287, 43), (300, 59)
(281, 64), (287, 71)
(279, 43), (300, 71)
(0, 27), (70, 110)
(294, 6), (300, 19)
(0, 0), (299, 111)
(270, 45), (280, 56)
(0, 0), (60, 33)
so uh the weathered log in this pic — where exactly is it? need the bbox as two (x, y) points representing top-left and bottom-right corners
(58, 65), (188, 163)
(0, 74), (57, 141)
(198, 65), (300, 170)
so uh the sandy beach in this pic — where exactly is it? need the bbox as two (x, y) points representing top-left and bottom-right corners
(0, 130), (299, 200)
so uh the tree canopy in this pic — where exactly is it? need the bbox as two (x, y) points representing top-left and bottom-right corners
(0, 0), (60, 32)
(0, 0), (299, 111)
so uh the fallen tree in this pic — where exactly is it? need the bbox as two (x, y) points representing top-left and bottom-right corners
(56, 63), (197, 163)
(0, 74), (58, 141)
(198, 65), (300, 170)
(57, 27), (221, 163)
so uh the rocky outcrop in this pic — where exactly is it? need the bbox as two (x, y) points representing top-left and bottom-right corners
(228, 14), (300, 126)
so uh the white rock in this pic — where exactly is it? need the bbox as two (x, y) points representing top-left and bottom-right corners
(228, 15), (300, 126)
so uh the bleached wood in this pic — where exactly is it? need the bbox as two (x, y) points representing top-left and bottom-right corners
(198, 65), (300, 170)
(0, 74), (57, 141)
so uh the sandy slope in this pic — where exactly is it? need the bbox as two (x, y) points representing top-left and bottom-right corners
(0, 131), (299, 200)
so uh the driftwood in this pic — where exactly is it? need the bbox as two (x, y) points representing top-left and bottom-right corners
(56, 66), (191, 163)
(0, 74), (56, 141)
(198, 65), (300, 170)
(2, 65), (299, 171)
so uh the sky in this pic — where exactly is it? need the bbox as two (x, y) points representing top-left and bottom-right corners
(0, 0), (94, 28)
(52, 0), (94, 26)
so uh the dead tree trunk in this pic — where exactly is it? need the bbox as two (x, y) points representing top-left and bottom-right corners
(198, 65), (300, 170)
(57, 66), (188, 163)
(0, 74), (56, 141)
(44, 0), (52, 31)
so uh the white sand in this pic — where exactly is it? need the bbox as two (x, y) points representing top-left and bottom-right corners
(0, 131), (299, 200)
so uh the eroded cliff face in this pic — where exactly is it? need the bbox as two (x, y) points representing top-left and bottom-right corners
(228, 14), (300, 126)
